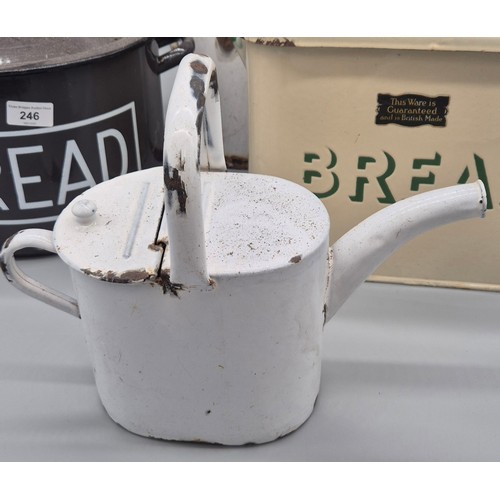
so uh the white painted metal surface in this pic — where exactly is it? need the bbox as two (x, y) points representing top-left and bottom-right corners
(327, 181), (487, 320)
(0, 54), (489, 445)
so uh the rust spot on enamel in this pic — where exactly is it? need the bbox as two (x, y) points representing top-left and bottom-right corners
(154, 269), (184, 296)
(209, 69), (218, 95)
(190, 75), (205, 103)
(254, 38), (296, 47)
(0, 258), (12, 282)
(2, 234), (15, 250)
(81, 268), (151, 284)
(164, 166), (188, 214)
(148, 243), (163, 252)
(190, 60), (208, 74)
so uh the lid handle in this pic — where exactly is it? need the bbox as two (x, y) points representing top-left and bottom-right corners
(163, 54), (226, 287)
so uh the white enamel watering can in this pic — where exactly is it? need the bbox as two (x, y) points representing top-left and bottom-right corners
(0, 54), (487, 445)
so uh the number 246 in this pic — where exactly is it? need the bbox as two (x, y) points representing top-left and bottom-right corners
(20, 111), (39, 120)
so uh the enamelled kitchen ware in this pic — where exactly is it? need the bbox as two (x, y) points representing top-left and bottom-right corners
(0, 54), (488, 445)
(0, 37), (194, 252)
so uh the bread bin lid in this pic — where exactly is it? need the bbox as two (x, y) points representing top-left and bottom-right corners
(0, 37), (146, 74)
(245, 37), (500, 53)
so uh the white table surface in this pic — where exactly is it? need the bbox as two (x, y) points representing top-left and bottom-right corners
(1, 255), (500, 461)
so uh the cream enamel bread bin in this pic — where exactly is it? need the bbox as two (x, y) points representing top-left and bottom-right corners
(0, 54), (487, 445)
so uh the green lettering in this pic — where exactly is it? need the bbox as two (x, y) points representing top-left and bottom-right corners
(457, 154), (493, 209)
(376, 152), (396, 204)
(349, 156), (376, 203)
(349, 153), (395, 204)
(410, 152), (441, 191)
(303, 148), (339, 199)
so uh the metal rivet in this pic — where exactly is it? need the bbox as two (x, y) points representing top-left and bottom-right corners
(72, 199), (97, 225)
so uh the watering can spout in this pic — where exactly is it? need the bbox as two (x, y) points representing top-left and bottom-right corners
(325, 180), (487, 321)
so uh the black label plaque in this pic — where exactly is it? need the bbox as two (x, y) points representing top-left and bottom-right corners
(376, 94), (449, 127)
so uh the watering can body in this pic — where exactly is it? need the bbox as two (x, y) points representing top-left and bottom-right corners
(59, 167), (330, 445)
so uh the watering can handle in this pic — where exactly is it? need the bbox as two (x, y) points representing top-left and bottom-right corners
(0, 229), (80, 318)
(163, 54), (226, 287)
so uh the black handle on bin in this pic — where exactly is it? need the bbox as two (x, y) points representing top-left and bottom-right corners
(146, 38), (195, 74)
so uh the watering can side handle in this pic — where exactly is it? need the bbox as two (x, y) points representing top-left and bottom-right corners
(325, 180), (487, 322)
(0, 229), (80, 318)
